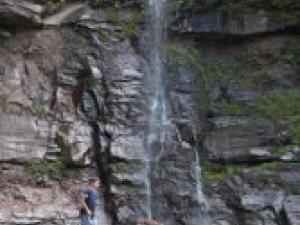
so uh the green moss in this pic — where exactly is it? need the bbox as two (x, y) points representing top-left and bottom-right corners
(202, 162), (242, 182)
(218, 99), (249, 116)
(0, 25), (15, 43)
(292, 120), (300, 145)
(111, 161), (144, 173)
(104, 7), (120, 24)
(92, 0), (122, 8)
(123, 10), (144, 40)
(115, 182), (145, 193)
(264, 38), (300, 66)
(202, 160), (300, 183)
(246, 161), (300, 192)
(0, 94), (7, 106)
(165, 41), (274, 89)
(255, 161), (300, 171)
(217, 88), (300, 123)
(55, 134), (72, 165)
(31, 103), (49, 118)
(220, 0), (300, 23)
(271, 145), (291, 154)
(252, 89), (300, 121)
(26, 134), (72, 177)
(26, 158), (67, 177)
(103, 7), (143, 40)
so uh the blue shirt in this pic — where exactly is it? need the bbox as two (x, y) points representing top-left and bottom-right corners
(80, 188), (100, 217)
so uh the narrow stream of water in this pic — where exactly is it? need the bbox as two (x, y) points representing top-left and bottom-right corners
(145, 0), (211, 223)
(145, 0), (168, 219)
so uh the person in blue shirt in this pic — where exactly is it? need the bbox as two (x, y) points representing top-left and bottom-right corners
(80, 177), (101, 225)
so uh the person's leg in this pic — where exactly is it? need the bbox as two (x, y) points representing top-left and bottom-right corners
(89, 217), (98, 225)
(81, 215), (92, 225)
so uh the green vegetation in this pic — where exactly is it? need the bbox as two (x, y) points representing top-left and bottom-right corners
(269, 38), (300, 66)
(241, 37), (300, 67)
(175, 0), (299, 25)
(292, 121), (300, 145)
(31, 103), (50, 118)
(223, 89), (300, 147)
(48, 0), (65, 3)
(203, 160), (300, 183)
(251, 161), (300, 192)
(252, 89), (300, 121)
(255, 161), (299, 170)
(0, 25), (15, 44)
(55, 134), (72, 165)
(164, 42), (274, 89)
(223, 0), (300, 24)
(164, 40), (299, 122)
(0, 94), (7, 106)
(115, 182), (145, 193)
(91, 0), (122, 8)
(111, 161), (144, 173)
(26, 134), (71, 177)
(215, 88), (300, 120)
(103, 7), (143, 40)
(202, 162), (241, 182)
(27, 158), (67, 177)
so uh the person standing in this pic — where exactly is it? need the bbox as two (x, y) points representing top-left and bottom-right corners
(80, 177), (101, 225)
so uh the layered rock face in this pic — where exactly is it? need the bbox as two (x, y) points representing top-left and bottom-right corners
(0, 25), (107, 224)
(167, 1), (300, 225)
(0, 0), (200, 224)
(0, 0), (299, 225)
(0, 1), (110, 224)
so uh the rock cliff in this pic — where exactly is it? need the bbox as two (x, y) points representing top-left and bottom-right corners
(0, 0), (299, 225)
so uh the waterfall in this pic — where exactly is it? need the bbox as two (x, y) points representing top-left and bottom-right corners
(144, 0), (211, 223)
(193, 151), (211, 225)
(145, 0), (168, 219)
(194, 125), (211, 225)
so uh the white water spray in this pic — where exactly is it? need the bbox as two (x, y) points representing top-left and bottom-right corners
(145, 0), (168, 219)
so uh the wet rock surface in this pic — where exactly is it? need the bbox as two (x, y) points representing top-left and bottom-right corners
(170, 0), (299, 36)
(0, 0), (44, 26)
(0, 0), (299, 225)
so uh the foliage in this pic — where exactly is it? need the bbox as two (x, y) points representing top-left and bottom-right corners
(104, 7), (143, 40)
(175, 0), (300, 25)
(26, 134), (71, 177)
(0, 94), (7, 106)
(0, 25), (15, 43)
(202, 162), (241, 182)
(92, 0), (122, 8)
(292, 120), (300, 145)
(27, 158), (67, 177)
(164, 41), (275, 89)
(31, 103), (49, 118)
(252, 89), (300, 121)
(55, 134), (72, 165)
(203, 160), (300, 183)
(111, 161), (144, 173)
(268, 38), (300, 66)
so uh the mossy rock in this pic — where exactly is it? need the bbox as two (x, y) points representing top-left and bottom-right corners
(26, 158), (67, 177)
(111, 161), (144, 174)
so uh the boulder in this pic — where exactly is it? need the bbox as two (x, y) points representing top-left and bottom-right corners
(283, 195), (300, 225)
(43, 3), (90, 26)
(170, 1), (299, 36)
(0, 0), (43, 26)
(0, 115), (58, 162)
(240, 190), (284, 213)
(203, 117), (277, 162)
(136, 219), (164, 225)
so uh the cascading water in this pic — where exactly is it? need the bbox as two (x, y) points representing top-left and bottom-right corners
(195, 149), (211, 225)
(144, 0), (211, 224)
(145, 0), (168, 219)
